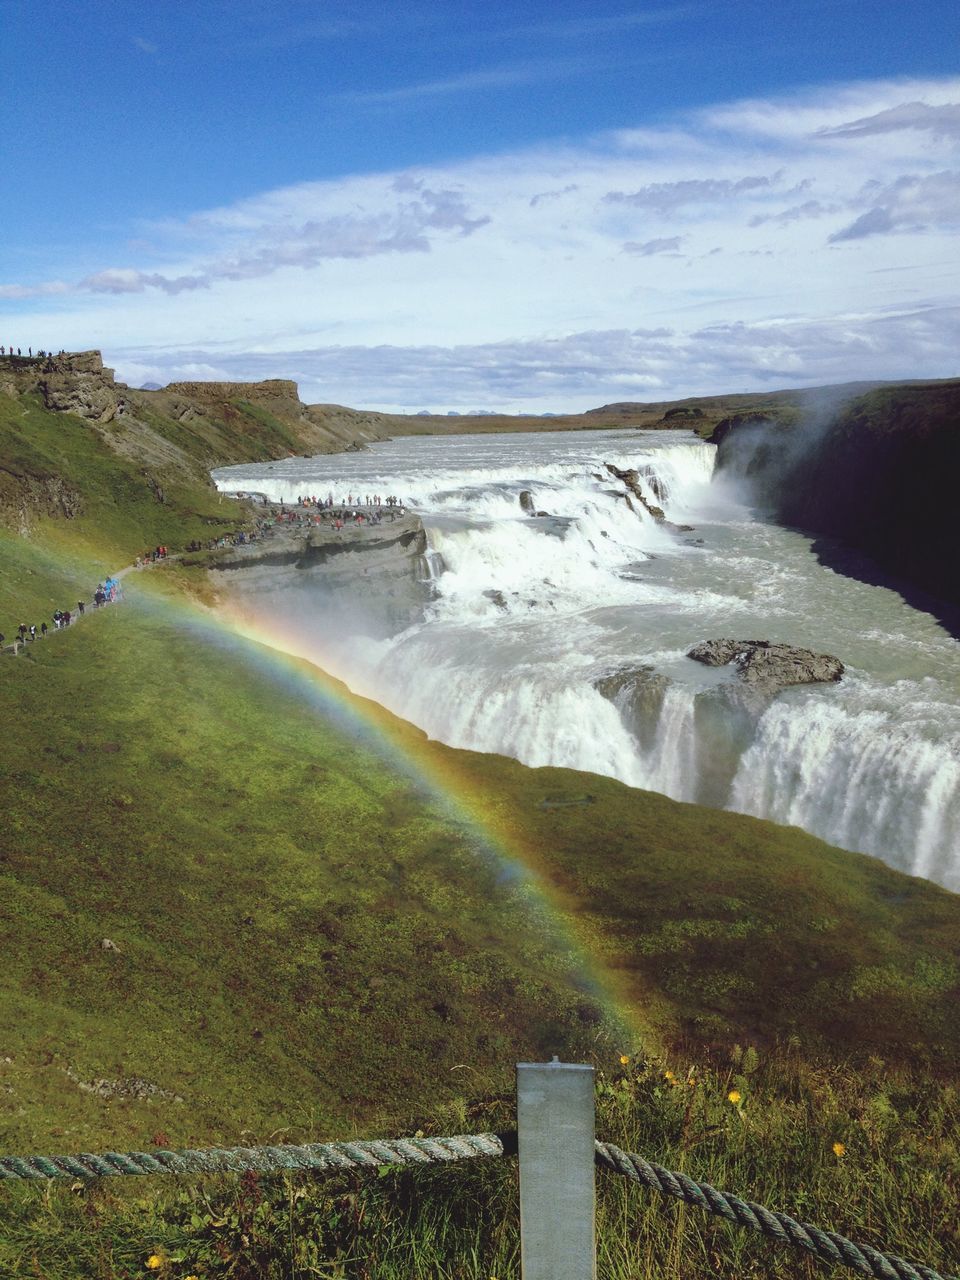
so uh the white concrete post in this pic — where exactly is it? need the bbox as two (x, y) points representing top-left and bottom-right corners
(517, 1059), (596, 1280)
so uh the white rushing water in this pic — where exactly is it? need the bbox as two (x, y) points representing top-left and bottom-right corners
(214, 429), (960, 892)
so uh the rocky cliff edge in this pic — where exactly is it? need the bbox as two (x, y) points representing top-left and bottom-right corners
(0, 351), (396, 461)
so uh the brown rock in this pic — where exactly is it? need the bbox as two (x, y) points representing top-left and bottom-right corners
(687, 639), (844, 698)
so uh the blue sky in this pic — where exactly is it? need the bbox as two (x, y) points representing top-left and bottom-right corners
(2, 0), (959, 410)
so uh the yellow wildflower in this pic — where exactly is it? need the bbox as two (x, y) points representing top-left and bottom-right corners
(664, 1069), (675, 1081)
(832, 1141), (846, 1158)
(688, 1077), (696, 1087)
(145, 1257), (164, 1272)
(619, 1054), (630, 1065)
(728, 1090), (742, 1104)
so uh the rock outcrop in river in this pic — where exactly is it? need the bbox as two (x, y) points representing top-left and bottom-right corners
(603, 462), (694, 532)
(687, 639), (844, 695)
(206, 514), (431, 634)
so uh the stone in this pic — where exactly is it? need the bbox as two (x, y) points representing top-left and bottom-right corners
(519, 490), (536, 514)
(638, 464), (668, 503)
(687, 639), (844, 699)
(604, 462), (667, 521)
(593, 665), (671, 753)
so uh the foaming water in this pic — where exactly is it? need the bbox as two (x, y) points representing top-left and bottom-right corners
(215, 428), (960, 892)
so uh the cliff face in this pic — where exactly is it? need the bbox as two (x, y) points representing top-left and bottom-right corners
(0, 352), (399, 531)
(159, 378), (396, 455)
(712, 380), (960, 624)
(0, 352), (392, 463)
(0, 350), (121, 422)
(207, 514), (430, 636)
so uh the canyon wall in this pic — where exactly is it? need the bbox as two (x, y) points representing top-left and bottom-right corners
(712, 380), (960, 626)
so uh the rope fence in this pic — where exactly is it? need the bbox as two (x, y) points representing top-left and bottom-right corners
(1, 1064), (955, 1280)
(595, 1141), (954, 1280)
(0, 1133), (508, 1183)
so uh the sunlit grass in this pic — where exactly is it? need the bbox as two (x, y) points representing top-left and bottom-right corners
(2, 380), (959, 1277)
(2, 1049), (956, 1278)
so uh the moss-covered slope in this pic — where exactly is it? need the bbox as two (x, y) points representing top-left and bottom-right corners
(1, 371), (959, 1159)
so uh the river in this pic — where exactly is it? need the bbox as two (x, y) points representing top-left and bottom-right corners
(213, 428), (960, 893)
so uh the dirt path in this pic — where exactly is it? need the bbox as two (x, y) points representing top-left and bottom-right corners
(1, 563), (142, 657)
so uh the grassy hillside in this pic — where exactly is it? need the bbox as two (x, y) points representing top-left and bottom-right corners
(6, 1049), (956, 1279)
(6, 592), (960, 1152)
(3, 600), (623, 1150)
(1, 371), (958, 1277)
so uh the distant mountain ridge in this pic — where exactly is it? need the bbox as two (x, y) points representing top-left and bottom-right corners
(6, 350), (883, 458)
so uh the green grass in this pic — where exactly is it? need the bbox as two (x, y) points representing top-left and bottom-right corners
(3, 589), (959, 1151)
(2, 1050), (956, 1279)
(0, 392), (246, 579)
(1, 380), (959, 1277)
(2, 597), (623, 1155)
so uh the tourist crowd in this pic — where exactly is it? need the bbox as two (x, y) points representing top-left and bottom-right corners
(281, 493), (407, 531)
(2, 577), (122, 655)
(295, 493), (405, 510)
(228, 491), (408, 533)
(0, 346), (65, 359)
(2, 498), (404, 657)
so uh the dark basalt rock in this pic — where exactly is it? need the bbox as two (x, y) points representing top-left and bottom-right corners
(483, 589), (508, 610)
(604, 462), (667, 521)
(519, 490), (536, 514)
(710, 382), (960, 633)
(687, 639), (844, 698)
(638, 464), (668, 503)
(593, 665), (671, 753)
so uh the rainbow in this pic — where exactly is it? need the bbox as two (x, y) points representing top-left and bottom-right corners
(7, 528), (649, 1043)
(126, 570), (651, 1047)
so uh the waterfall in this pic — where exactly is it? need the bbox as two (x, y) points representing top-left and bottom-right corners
(214, 428), (960, 893)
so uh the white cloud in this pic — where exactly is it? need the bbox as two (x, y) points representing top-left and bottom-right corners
(818, 101), (960, 143)
(750, 200), (838, 228)
(829, 170), (960, 242)
(114, 305), (960, 413)
(529, 184), (580, 208)
(623, 236), (684, 255)
(0, 280), (70, 300)
(334, 58), (597, 106)
(6, 74), (960, 409)
(604, 174), (779, 212)
(17, 183), (490, 298)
